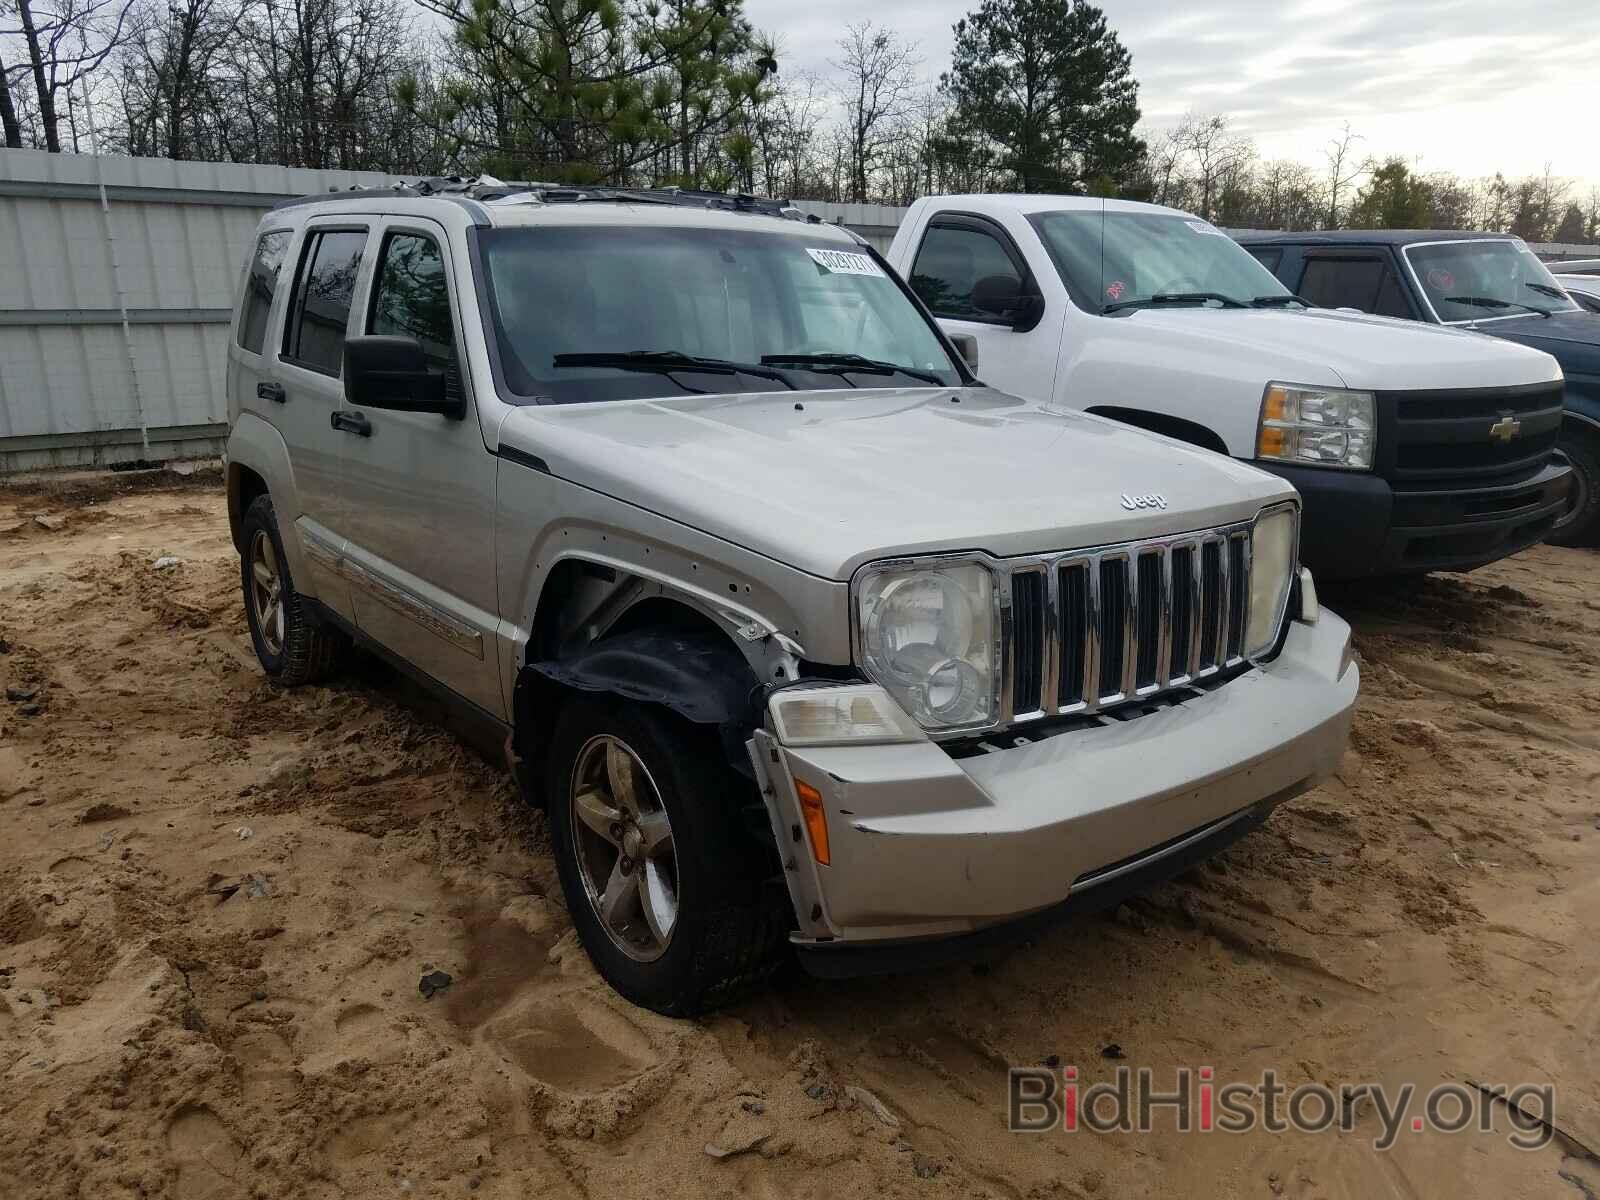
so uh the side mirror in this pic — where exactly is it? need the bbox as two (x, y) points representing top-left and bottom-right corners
(344, 335), (463, 418)
(949, 332), (979, 373)
(971, 275), (1043, 329)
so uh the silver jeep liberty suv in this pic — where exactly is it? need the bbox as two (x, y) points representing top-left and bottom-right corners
(223, 179), (1358, 1015)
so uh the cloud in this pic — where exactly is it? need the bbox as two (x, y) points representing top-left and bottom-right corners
(743, 0), (1600, 184)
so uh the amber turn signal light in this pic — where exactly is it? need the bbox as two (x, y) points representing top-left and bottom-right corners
(794, 779), (831, 865)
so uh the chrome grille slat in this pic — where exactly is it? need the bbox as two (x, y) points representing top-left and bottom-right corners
(1016, 520), (1258, 720)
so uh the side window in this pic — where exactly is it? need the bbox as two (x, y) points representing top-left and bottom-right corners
(283, 228), (368, 376)
(1298, 256), (1406, 314)
(368, 232), (455, 368)
(1372, 268), (1414, 318)
(910, 224), (1021, 319)
(1245, 246), (1282, 273)
(237, 231), (291, 354)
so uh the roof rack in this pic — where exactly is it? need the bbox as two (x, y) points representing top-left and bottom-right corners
(273, 174), (819, 224)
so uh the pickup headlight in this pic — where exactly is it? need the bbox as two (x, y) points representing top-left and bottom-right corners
(1256, 383), (1375, 470)
(855, 560), (1000, 732)
(1246, 503), (1299, 658)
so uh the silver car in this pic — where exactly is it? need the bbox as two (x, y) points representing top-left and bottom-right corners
(222, 180), (1358, 1014)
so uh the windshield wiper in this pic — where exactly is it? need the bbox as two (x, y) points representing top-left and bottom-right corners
(1103, 292), (1250, 313)
(1251, 294), (1312, 308)
(759, 352), (946, 386)
(1525, 282), (1571, 302)
(552, 350), (797, 388)
(1441, 295), (1552, 318)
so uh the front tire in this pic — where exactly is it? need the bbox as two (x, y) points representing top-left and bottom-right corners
(545, 695), (790, 1015)
(239, 494), (343, 685)
(1547, 429), (1600, 548)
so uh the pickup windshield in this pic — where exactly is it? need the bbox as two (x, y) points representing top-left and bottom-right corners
(1404, 239), (1580, 323)
(1028, 209), (1291, 313)
(478, 225), (961, 404)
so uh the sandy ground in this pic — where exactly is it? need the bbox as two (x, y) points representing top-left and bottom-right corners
(1, 470), (1598, 1200)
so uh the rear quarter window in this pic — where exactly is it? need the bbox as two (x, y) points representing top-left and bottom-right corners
(237, 231), (292, 355)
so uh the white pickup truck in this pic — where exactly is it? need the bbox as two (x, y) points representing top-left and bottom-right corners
(887, 196), (1573, 579)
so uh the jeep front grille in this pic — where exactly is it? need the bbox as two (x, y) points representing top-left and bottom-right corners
(1008, 524), (1254, 722)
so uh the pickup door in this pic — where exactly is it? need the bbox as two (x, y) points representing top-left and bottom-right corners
(891, 206), (1064, 400)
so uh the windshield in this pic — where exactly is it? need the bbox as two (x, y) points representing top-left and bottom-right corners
(477, 225), (961, 404)
(1028, 209), (1290, 312)
(1405, 239), (1581, 322)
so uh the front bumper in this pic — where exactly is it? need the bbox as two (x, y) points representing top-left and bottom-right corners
(1261, 460), (1571, 579)
(749, 612), (1357, 969)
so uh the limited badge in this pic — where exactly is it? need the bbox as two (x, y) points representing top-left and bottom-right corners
(805, 247), (884, 277)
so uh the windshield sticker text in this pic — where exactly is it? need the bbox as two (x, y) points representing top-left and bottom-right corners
(806, 247), (885, 277)
(1185, 220), (1226, 237)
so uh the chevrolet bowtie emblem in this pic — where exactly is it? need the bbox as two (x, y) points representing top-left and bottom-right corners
(1488, 416), (1521, 443)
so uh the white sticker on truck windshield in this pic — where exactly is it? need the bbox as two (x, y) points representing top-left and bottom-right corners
(805, 247), (884, 276)
(1185, 220), (1225, 237)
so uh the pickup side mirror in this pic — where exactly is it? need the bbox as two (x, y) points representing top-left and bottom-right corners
(344, 335), (463, 418)
(949, 332), (979, 373)
(971, 275), (1044, 330)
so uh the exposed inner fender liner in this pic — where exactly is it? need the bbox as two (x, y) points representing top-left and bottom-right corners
(520, 631), (765, 788)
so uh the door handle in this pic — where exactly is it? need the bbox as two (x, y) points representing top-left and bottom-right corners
(256, 381), (286, 403)
(330, 410), (372, 437)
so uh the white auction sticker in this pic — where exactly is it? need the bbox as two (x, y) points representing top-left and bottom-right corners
(1185, 220), (1226, 237)
(805, 247), (884, 276)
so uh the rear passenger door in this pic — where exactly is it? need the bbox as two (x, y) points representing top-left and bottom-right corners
(268, 220), (373, 618)
(333, 218), (504, 718)
(1293, 252), (1419, 319)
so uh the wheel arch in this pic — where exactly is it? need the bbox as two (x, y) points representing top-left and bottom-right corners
(511, 558), (798, 802)
(1084, 405), (1231, 455)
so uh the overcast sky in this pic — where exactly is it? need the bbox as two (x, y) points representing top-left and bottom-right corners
(744, 0), (1600, 189)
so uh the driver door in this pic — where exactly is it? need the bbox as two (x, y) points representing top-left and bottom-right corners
(333, 217), (504, 718)
(905, 216), (1056, 399)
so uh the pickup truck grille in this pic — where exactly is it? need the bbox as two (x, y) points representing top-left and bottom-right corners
(1008, 522), (1256, 723)
(1378, 382), (1563, 483)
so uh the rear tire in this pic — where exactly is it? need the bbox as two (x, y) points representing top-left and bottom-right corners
(1548, 429), (1600, 548)
(545, 694), (791, 1015)
(240, 494), (344, 685)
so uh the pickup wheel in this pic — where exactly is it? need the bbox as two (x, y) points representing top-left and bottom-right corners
(546, 695), (790, 1015)
(1548, 429), (1600, 548)
(239, 494), (344, 685)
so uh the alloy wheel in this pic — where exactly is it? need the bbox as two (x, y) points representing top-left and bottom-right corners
(569, 734), (679, 962)
(248, 530), (287, 656)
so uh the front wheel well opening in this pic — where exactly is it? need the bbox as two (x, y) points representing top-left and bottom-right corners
(228, 463), (269, 552)
(1085, 406), (1231, 456)
(516, 574), (764, 805)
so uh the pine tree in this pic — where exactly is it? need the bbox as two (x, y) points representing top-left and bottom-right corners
(940, 0), (1141, 194)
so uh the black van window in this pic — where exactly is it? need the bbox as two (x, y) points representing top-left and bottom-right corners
(1299, 255), (1411, 317)
(238, 231), (291, 355)
(283, 229), (368, 376)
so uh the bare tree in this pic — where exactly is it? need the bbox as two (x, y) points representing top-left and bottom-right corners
(1322, 121), (1363, 228)
(1176, 111), (1251, 221)
(6, 0), (129, 150)
(1, 42), (25, 145)
(830, 21), (920, 202)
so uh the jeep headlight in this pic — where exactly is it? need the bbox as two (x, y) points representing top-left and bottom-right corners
(1246, 503), (1299, 658)
(1256, 383), (1375, 470)
(855, 560), (999, 732)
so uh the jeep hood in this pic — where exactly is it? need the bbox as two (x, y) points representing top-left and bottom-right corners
(498, 388), (1292, 580)
(1119, 306), (1562, 391)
